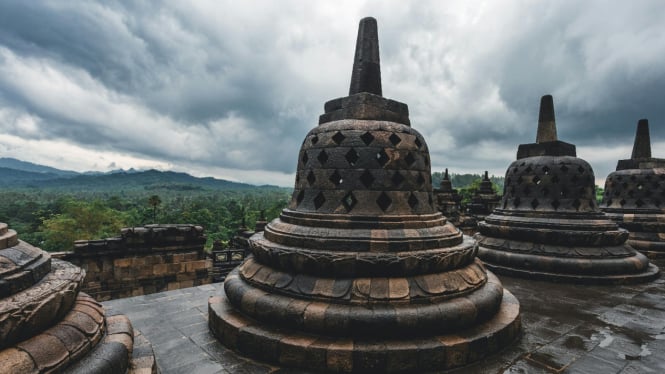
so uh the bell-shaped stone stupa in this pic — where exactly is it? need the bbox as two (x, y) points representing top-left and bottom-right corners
(600, 119), (665, 258)
(209, 17), (520, 373)
(0, 220), (153, 373)
(476, 95), (660, 284)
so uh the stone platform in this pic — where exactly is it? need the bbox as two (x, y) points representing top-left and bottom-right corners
(103, 259), (665, 373)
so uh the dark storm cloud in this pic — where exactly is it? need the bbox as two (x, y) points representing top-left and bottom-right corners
(0, 0), (663, 185)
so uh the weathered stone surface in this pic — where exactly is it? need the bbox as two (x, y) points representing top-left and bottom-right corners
(58, 224), (210, 300)
(0, 259), (84, 348)
(477, 95), (660, 283)
(600, 119), (665, 258)
(210, 16), (519, 372)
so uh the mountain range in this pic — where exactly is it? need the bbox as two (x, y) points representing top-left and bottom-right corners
(0, 157), (276, 191)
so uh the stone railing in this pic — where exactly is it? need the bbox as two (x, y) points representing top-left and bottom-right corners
(57, 224), (211, 300)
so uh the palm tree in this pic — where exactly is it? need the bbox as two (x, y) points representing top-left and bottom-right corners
(148, 195), (161, 223)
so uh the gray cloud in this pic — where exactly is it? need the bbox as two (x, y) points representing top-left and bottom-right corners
(0, 0), (663, 185)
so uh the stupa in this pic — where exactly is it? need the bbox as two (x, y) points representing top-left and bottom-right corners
(467, 171), (501, 215)
(600, 119), (665, 258)
(0, 220), (153, 373)
(434, 168), (462, 217)
(209, 17), (521, 372)
(476, 95), (660, 284)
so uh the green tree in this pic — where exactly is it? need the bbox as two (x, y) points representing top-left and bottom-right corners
(148, 195), (162, 223)
(41, 199), (126, 251)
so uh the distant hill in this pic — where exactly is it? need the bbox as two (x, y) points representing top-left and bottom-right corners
(0, 157), (78, 176)
(0, 158), (280, 192)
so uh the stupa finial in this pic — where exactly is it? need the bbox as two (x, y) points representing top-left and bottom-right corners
(484, 170), (489, 180)
(536, 95), (557, 143)
(631, 119), (651, 159)
(349, 17), (382, 96)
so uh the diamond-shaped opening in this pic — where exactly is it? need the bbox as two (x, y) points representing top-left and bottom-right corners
(307, 171), (316, 185)
(360, 170), (375, 188)
(311, 135), (319, 145)
(313, 192), (326, 210)
(360, 132), (375, 146)
(560, 165), (569, 172)
(408, 193), (419, 209)
(525, 165), (533, 173)
(317, 150), (329, 164)
(578, 165), (585, 174)
(520, 162), (526, 166)
(619, 199), (626, 206)
(332, 131), (346, 145)
(552, 175), (560, 183)
(636, 199), (645, 207)
(301, 152), (309, 165)
(542, 166), (550, 175)
(389, 133), (402, 146)
(296, 190), (305, 205)
(415, 137), (422, 149)
(376, 192), (392, 211)
(392, 171), (405, 186)
(417, 173), (426, 186)
(376, 149), (389, 167)
(342, 192), (357, 211)
(329, 170), (342, 186)
(530, 199), (539, 209)
(542, 187), (549, 196)
(551, 199), (560, 210)
(533, 176), (541, 185)
(345, 148), (359, 166)
(405, 152), (416, 166)
(513, 197), (521, 207)
(572, 199), (581, 210)
(614, 190), (621, 197)
(512, 168), (518, 174)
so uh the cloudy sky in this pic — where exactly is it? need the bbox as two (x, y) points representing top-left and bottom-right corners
(0, 1), (663, 187)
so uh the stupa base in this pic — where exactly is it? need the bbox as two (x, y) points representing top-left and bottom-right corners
(208, 289), (520, 373)
(478, 249), (660, 285)
(628, 239), (665, 259)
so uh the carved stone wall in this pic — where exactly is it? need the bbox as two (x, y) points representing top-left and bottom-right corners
(56, 224), (211, 300)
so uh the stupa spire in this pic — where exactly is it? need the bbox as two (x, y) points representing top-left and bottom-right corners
(631, 119), (651, 159)
(536, 94), (557, 143)
(444, 168), (450, 180)
(349, 17), (382, 96)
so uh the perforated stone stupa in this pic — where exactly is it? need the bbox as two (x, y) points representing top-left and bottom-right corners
(476, 95), (660, 284)
(0, 220), (154, 373)
(600, 119), (665, 258)
(208, 17), (520, 373)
